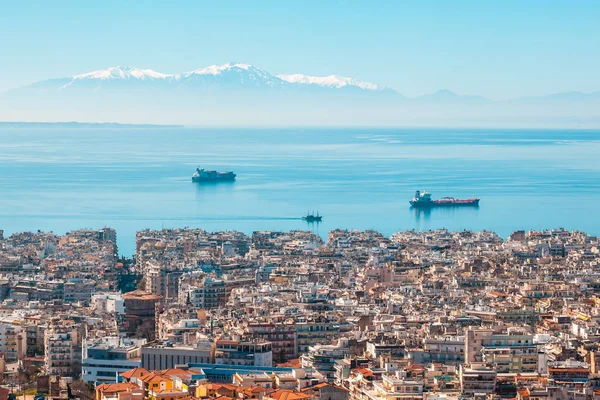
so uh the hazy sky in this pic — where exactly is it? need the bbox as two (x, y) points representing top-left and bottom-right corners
(1, 0), (599, 99)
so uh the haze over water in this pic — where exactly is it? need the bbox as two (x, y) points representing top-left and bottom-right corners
(1, 127), (599, 256)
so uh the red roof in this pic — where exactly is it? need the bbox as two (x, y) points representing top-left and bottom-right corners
(96, 383), (140, 394)
(268, 390), (312, 400)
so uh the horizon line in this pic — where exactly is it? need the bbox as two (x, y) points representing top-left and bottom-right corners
(2, 120), (600, 131)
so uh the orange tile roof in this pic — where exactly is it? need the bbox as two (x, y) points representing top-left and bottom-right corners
(310, 383), (329, 389)
(277, 359), (302, 368)
(96, 383), (140, 394)
(201, 383), (223, 390)
(241, 386), (271, 395)
(122, 290), (163, 300)
(142, 372), (171, 383)
(268, 390), (312, 400)
(353, 368), (374, 377)
(120, 368), (151, 380)
(158, 368), (193, 380)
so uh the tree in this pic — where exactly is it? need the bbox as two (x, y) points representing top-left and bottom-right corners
(136, 277), (147, 291)
(70, 381), (94, 400)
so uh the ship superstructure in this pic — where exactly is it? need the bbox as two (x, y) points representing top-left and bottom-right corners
(192, 168), (236, 183)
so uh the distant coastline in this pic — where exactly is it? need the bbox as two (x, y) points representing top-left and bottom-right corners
(0, 121), (184, 129)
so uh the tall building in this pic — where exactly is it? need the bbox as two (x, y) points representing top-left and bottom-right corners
(202, 278), (227, 309)
(0, 322), (26, 362)
(181, 277), (227, 310)
(145, 261), (167, 297)
(45, 324), (75, 376)
(247, 322), (297, 362)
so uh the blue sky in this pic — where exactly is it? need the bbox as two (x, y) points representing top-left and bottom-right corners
(1, 0), (599, 99)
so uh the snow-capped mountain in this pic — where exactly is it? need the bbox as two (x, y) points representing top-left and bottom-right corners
(72, 66), (174, 81)
(5, 62), (600, 128)
(180, 62), (285, 88)
(277, 74), (383, 91)
(15, 63), (390, 94)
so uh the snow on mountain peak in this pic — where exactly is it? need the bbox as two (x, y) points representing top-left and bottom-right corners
(48, 63), (387, 93)
(185, 62), (258, 76)
(277, 73), (383, 91)
(73, 66), (173, 80)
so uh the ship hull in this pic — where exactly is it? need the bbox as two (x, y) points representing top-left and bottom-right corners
(410, 199), (479, 208)
(192, 175), (236, 183)
(302, 217), (322, 222)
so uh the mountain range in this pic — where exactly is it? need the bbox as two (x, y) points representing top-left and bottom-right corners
(2, 62), (600, 127)
(12, 63), (405, 100)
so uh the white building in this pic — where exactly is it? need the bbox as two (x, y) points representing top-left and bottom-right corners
(141, 341), (213, 370)
(82, 337), (145, 384)
(0, 321), (26, 362)
(91, 292), (125, 315)
(45, 329), (74, 376)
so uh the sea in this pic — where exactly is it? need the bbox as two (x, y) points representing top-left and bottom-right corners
(1, 127), (599, 256)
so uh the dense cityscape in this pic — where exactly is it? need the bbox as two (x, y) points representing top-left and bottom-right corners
(3, 3), (599, 400)
(0, 226), (599, 400)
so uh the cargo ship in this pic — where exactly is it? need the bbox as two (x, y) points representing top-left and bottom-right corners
(302, 212), (322, 222)
(409, 190), (479, 208)
(192, 168), (236, 183)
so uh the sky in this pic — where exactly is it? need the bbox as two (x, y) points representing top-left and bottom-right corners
(1, 0), (599, 99)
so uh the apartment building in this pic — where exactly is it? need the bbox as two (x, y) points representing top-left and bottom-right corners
(247, 322), (297, 362)
(215, 339), (273, 367)
(82, 337), (144, 384)
(459, 363), (497, 395)
(465, 328), (537, 373)
(0, 322), (26, 362)
(45, 329), (74, 376)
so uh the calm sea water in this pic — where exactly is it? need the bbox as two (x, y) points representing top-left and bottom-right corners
(1, 127), (599, 256)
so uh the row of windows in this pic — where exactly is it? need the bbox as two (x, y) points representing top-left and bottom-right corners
(142, 353), (207, 370)
(83, 363), (135, 369)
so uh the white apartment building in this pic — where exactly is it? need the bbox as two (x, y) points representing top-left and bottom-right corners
(82, 337), (145, 384)
(0, 321), (26, 362)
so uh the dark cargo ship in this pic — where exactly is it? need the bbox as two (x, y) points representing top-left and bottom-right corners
(409, 190), (479, 208)
(192, 168), (236, 183)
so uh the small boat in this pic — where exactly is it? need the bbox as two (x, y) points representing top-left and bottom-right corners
(302, 211), (322, 222)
